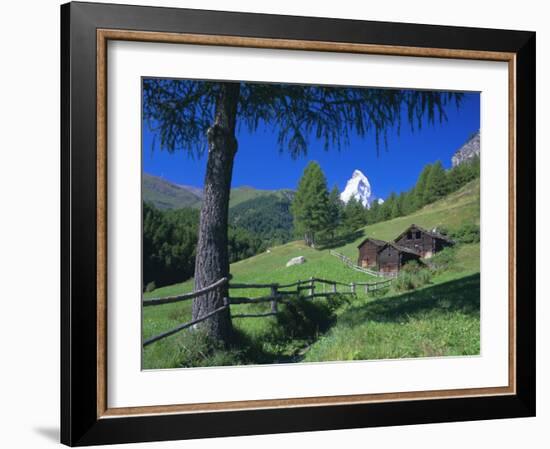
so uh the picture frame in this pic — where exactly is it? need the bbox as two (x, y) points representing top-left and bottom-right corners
(60, 1), (536, 446)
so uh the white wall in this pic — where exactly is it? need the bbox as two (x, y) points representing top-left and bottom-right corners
(0, 0), (546, 448)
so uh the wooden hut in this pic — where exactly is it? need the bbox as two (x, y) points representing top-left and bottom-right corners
(393, 224), (454, 259)
(356, 238), (387, 268)
(377, 242), (421, 274)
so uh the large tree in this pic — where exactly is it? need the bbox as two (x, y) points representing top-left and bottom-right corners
(143, 79), (461, 344)
(326, 185), (343, 240)
(291, 161), (330, 247)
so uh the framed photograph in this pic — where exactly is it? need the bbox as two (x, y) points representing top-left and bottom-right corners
(61, 2), (535, 446)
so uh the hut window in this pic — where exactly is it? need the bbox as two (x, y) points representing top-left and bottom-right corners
(407, 231), (413, 240)
(415, 231), (421, 239)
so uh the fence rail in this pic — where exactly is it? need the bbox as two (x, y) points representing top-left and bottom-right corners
(143, 277), (228, 307)
(329, 250), (397, 278)
(143, 273), (394, 347)
(143, 300), (229, 347)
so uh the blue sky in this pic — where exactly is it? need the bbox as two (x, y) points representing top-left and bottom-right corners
(142, 88), (479, 200)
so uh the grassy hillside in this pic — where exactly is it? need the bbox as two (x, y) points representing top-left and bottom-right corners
(143, 172), (295, 210)
(143, 173), (202, 210)
(143, 178), (480, 369)
(229, 186), (294, 208)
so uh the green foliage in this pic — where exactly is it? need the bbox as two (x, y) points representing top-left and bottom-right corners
(276, 295), (346, 342)
(143, 202), (267, 289)
(169, 328), (242, 368)
(227, 226), (266, 263)
(450, 222), (480, 243)
(229, 194), (294, 246)
(423, 161), (449, 204)
(366, 199), (380, 224)
(390, 192), (402, 218)
(412, 164), (433, 210)
(366, 148), (480, 227)
(143, 202), (200, 289)
(447, 155), (480, 192)
(392, 263), (432, 292)
(143, 79), (463, 158)
(342, 197), (366, 232)
(325, 185), (344, 236)
(429, 246), (457, 272)
(291, 161), (330, 246)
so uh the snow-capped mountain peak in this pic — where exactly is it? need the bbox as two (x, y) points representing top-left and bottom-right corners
(340, 169), (372, 207)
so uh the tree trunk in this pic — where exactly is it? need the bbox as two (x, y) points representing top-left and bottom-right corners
(192, 82), (240, 344)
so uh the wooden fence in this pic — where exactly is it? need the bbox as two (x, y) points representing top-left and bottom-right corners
(329, 250), (397, 278)
(143, 275), (393, 347)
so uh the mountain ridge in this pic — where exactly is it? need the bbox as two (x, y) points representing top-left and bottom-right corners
(143, 172), (294, 210)
(452, 131), (480, 167)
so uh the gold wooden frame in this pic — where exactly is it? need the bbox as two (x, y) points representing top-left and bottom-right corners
(96, 29), (516, 419)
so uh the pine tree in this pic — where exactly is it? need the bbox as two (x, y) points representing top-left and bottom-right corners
(343, 197), (366, 232)
(413, 163), (433, 209)
(291, 161), (329, 247)
(378, 193), (394, 222)
(391, 192), (405, 218)
(326, 185), (343, 240)
(368, 199), (381, 224)
(400, 191), (413, 216)
(423, 161), (448, 204)
(386, 192), (399, 219)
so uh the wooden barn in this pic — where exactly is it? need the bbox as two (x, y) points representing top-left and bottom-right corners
(357, 238), (387, 268)
(393, 224), (454, 259)
(377, 242), (422, 274)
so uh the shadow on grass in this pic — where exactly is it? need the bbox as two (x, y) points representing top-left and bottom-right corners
(317, 230), (364, 250)
(337, 273), (480, 328)
(229, 294), (350, 364)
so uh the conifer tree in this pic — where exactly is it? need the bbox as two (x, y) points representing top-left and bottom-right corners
(291, 161), (329, 247)
(378, 192), (395, 222)
(368, 199), (381, 224)
(400, 191), (413, 216)
(391, 192), (404, 218)
(423, 160), (448, 204)
(412, 163), (433, 209)
(326, 185), (343, 240)
(342, 197), (366, 232)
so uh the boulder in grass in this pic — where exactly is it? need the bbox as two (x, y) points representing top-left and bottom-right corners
(286, 256), (306, 267)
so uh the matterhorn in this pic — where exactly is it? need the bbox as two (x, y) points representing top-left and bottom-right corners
(340, 169), (373, 208)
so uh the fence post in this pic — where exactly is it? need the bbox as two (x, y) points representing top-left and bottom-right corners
(309, 276), (314, 296)
(365, 284), (369, 294)
(350, 283), (355, 294)
(332, 283), (337, 293)
(270, 285), (278, 314)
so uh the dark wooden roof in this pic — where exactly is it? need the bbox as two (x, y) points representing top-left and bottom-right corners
(357, 237), (388, 249)
(393, 223), (454, 244)
(381, 242), (422, 257)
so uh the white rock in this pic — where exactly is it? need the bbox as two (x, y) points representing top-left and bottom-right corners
(286, 256), (306, 267)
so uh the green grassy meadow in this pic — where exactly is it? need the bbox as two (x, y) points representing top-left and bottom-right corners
(142, 179), (480, 369)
